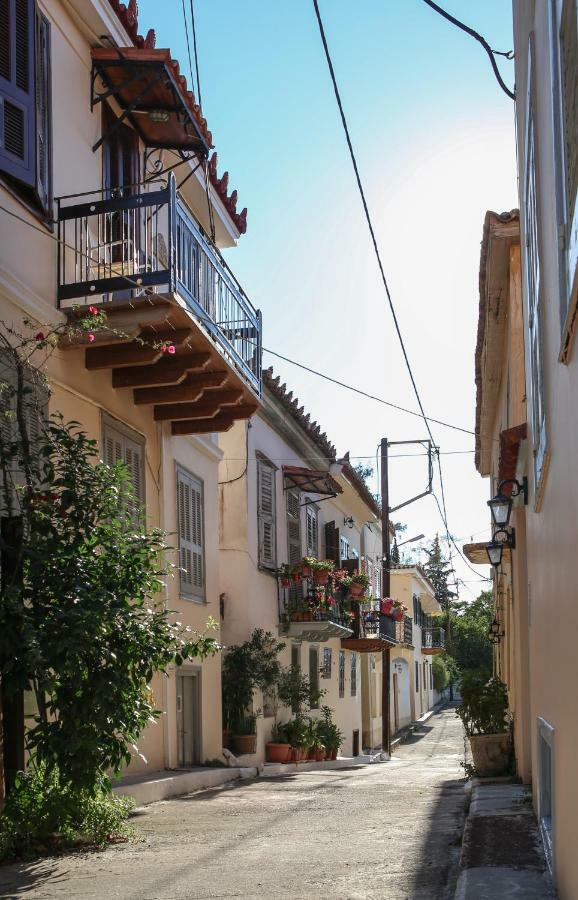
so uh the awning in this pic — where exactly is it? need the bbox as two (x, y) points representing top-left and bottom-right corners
(282, 466), (342, 497)
(498, 423), (527, 491)
(91, 47), (212, 155)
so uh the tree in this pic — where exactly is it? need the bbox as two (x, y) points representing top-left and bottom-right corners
(353, 463), (373, 485)
(391, 538), (400, 564)
(0, 324), (219, 795)
(451, 590), (493, 680)
(423, 534), (457, 616)
(221, 630), (285, 731)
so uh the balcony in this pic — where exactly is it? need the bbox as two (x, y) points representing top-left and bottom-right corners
(278, 578), (353, 643)
(422, 627), (445, 655)
(56, 174), (261, 434)
(341, 601), (397, 653)
(395, 615), (414, 647)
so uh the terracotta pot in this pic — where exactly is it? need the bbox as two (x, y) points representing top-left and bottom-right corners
(381, 600), (394, 615)
(303, 611), (313, 622)
(295, 746), (308, 762)
(289, 747), (297, 762)
(222, 728), (232, 749)
(301, 566), (312, 578)
(315, 748), (325, 762)
(266, 742), (291, 764)
(232, 734), (257, 755)
(469, 733), (510, 776)
(307, 748), (316, 760)
(331, 749), (338, 760)
(314, 570), (330, 585)
(350, 582), (365, 597)
(281, 578), (290, 589)
(325, 750), (332, 760)
(393, 609), (404, 622)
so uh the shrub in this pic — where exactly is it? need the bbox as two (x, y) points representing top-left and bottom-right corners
(0, 764), (135, 862)
(456, 673), (510, 736)
(432, 655), (449, 692)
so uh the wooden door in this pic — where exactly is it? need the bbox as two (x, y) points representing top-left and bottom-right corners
(176, 673), (200, 767)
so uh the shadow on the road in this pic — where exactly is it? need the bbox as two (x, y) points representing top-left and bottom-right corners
(406, 776), (467, 898)
(0, 859), (68, 898)
(404, 724), (434, 744)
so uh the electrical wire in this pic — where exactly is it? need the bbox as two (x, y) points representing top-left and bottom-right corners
(420, 0), (515, 100)
(180, 0), (194, 93)
(190, 0), (202, 110)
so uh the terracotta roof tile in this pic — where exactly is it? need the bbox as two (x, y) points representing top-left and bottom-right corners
(107, 0), (247, 235)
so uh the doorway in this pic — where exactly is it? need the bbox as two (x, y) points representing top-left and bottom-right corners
(393, 672), (400, 734)
(176, 671), (201, 767)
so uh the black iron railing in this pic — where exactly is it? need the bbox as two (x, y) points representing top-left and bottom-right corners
(56, 174), (262, 394)
(422, 627), (445, 651)
(396, 615), (413, 645)
(350, 601), (397, 644)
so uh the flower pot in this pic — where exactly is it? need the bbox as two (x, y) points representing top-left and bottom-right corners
(289, 747), (297, 762)
(331, 749), (338, 760)
(350, 582), (365, 597)
(315, 748), (325, 762)
(303, 611), (313, 622)
(266, 742), (291, 764)
(301, 566), (312, 578)
(295, 746), (308, 762)
(307, 748), (316, 760)
(291, 572), (301, 583)
(222, 728), (232, 749)
(325, 750), (332, 760)
(393, 609), (404, 622)
(281, 578), (290, 589)
(232, 734), (257, 755)
(380, 599), (394, 615)
(314, 570), (330, 585)
(469, 733), (510, 776)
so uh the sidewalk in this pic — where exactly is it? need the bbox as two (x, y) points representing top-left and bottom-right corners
(455, 780), (555, 899)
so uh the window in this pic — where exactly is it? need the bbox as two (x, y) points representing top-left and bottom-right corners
(366, 559), (374, 597)
(291, 643), (300, 670)
(305, 503), (318, 558)
(537, 717), (554, 872)
(309, 646), (319, 709)
(350, 652), (357, 697)
(286, 488), (301, 567)
(102, 416), (145, 516)
(340, 535), (350, 563)
(430, 666), (433, 690)
(257, 459), (276, 569)
(524, 37), (548, 500)
(415, 661), (419, 692)
(351, 547), (359, 562)
(0, 350), (48, 504)
(0, 0), (52, 217)
(176, 466), (205, 601)
(338, 650), (345, 698)
(321, 647), (332, 679)
(324, 520), (340, 566)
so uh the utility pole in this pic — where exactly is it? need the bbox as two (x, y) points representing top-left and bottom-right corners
(380, 438), (391, 757)
(379, 437), (434, 758)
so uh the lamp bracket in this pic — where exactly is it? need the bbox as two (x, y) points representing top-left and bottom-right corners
(498, 476), (528, 505)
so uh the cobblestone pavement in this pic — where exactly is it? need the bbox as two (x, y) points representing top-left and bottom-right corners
(0, 707), (468, 900)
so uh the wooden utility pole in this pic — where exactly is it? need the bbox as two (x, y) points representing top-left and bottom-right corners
(380, 438), (391, 757)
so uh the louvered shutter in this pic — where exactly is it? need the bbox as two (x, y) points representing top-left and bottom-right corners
(0, 0), (36, 186)
(177, 467), (204, 600)
(306, 504), (318, 557)
(324, 520), (340, 566)
(286, 488), (302, 605)
(562, 0), (578, 295)
(102, 419), (145, 517)
(257, 460), (276, 569)
(34, 12), (50, 212)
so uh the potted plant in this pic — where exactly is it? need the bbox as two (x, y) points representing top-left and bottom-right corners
(456, 673), (511, 776)
(266, 721), (292, 764)
(349, 572), (370, 598)
(291, 564), (303, 583)
(232, 712), (260, 755)
(301, 556), (317, 578)
(380, 597), (394, 615)
(277, 565), (291, 589)
(392, 600), (406, 622)
(317, 706), (344, 760)
(311, 559), (334, 586)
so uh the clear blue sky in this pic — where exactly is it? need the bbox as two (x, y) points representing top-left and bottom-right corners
(139, 0), (517, 598)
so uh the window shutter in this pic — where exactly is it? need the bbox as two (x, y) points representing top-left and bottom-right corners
(257, 460), (276, 568)
(177, 467), (204, 600)
(35, 12), (50, 212)
(286, 488), (301, 566)
(324, 520), (340, 566)
(308, 646), (319, 708)
(102, 419), (145, 516)
(524, 39), (548, 495)
(306, 504), (318, 558)
(0, 0), (36, 186)
(562, 0), (578, 294)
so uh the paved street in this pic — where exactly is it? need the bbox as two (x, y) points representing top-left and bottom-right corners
(0, 708), (467, 900)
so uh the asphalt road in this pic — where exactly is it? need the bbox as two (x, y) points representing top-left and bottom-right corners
(0, 707), (468, 900)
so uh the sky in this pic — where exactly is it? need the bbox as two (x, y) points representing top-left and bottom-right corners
(138, 0), (518, 600)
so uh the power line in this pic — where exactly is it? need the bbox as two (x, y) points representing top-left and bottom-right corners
(190, 0), (202, 110)
(180, 0), (194, 92)
(420, 0), (515, 101)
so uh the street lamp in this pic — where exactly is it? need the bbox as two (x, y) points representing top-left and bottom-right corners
(397, 533), (424, 547)
(488, 617), (504, 644)
(485, 528), (515, 567)
(486, 539), (504, 568)
(487, 477), (528, 528)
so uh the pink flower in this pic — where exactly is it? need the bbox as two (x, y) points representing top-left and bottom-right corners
(35, 332), (45, 342)
(89, 305), (99, 316)
(87, 333), (95, 343)
(167, 344), (176, 355)
(161, 344), (168, 353)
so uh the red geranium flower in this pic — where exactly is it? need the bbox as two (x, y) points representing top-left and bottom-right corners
(35, 332), (45, 342)
(87, 333), (95, 343)
(89, 305), (99, 316)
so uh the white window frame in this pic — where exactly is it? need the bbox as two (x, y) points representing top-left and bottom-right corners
(524, 36), (549, 506)
(340, 535), (350, 563)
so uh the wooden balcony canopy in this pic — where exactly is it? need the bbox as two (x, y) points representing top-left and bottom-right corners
(462, 542), (510, 565)
(282, 466), (342, 497)
(91, 48), (211, 155)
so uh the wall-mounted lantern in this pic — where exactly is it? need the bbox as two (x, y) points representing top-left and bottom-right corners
(487, 477), (528, 528)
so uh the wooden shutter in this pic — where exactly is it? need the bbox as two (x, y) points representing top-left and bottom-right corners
(177, 467), (204, 600)
(562, 0), (578, 290)
(324, 520), (340, 566)
(34, 12), (50, 212)
(0, 0), (36, 186)
(286, 488), (301, 566)
(257, 460), (276, 569)
(102, 418), (145, 515)
(524, 39), (548, 495)
(306, 504), (318, 557)
(308, 646), (319, 708)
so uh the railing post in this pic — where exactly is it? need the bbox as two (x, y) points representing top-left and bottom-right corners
(167, 172), (176, 294)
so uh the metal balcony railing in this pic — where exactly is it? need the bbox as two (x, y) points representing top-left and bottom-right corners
(396, 615), (413, 646)
(56, 174), (262, 394)
(422, 627), (445, 651)
(350, 601), (397, 644)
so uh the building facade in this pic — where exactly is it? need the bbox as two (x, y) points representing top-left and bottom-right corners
(0, 0), (262, 784)
(463, 1), (578, 891)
